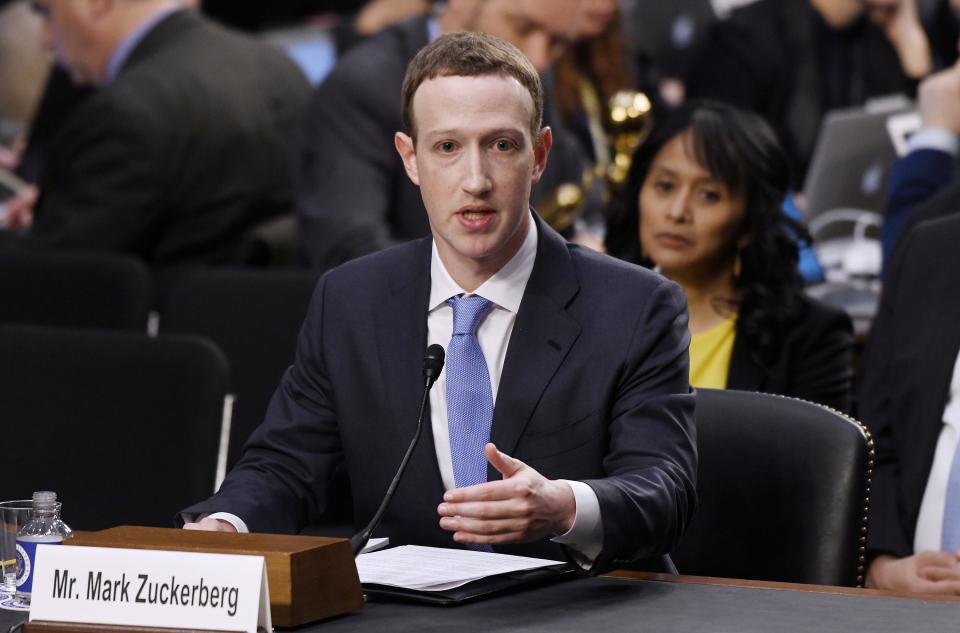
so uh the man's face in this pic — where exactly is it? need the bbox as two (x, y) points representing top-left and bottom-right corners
(395, 74), (551, 281)
(461, 0), (585, 72)
(31, 0), (101, 84)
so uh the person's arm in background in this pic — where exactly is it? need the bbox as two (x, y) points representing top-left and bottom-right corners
(868, 0), (932, 80)
(882, 61), (960, 266)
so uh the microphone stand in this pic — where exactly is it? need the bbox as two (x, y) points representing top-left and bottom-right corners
(350, 346), (443, 556)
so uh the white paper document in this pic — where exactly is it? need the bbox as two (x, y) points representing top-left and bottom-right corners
(356, 545), (562, 592)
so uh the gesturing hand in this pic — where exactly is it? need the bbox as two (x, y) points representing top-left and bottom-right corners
(437, 443), (576, 545)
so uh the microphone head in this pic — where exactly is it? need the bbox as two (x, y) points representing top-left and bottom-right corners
(423, 344), (445, 387)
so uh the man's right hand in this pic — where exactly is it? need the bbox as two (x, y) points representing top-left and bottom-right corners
(182, 517), (238, 532)
(867, 551), (960, 594)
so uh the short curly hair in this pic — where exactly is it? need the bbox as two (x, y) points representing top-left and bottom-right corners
(400, 31), (543, 141)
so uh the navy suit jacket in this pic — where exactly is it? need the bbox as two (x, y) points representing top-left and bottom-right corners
(860, 214), (960, 558)
(183, 216), (697, 571)
(882, 148), (956, 267)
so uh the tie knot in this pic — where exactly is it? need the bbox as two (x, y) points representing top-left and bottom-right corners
(448, 295), (493, 336)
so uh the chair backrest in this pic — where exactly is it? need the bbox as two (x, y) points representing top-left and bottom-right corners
(0, 250), (152, 331)
(671, 388), (873, 587)
(160, 268), (320, 467)
(0, 326), (229, 530)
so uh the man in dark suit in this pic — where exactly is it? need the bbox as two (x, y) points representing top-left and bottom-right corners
(294, 0), (589, 269)
(1, 0), (308, 282)
(860, 213), (960, 594)
(184, 31), (696, 572)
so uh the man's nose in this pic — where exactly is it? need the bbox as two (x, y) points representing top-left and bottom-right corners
(462, 149), (492, 196)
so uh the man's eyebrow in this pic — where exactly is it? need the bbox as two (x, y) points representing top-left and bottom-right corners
(421, 128), (527, 142)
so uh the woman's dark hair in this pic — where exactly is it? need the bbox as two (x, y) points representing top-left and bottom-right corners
(605, 100), (808, 366)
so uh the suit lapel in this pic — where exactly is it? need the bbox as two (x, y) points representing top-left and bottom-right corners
(914, 266), (960, 482)
(489, 217), (581, 461)
(372, 239), (435, 450)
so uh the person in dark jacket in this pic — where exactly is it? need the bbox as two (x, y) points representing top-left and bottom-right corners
(606, 100), (853, 412)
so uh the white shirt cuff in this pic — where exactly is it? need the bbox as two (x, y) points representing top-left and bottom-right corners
(550, 480), (603, 567)
(203, 512), (250, 533)
(907, 127), (959, 156)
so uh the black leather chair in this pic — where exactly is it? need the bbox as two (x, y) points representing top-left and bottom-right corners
(160, 268), (353, 534)
(160, 268), (321, 467)
(671, 388), (874, 587)
(0, 250), (152, 331)
(0, 326), (229, 530)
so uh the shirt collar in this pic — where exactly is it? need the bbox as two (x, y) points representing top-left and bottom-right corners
(429, 211), (538, 314)
(104, 7), (182, 84)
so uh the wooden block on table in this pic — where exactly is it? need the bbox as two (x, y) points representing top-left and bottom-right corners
(63, 526), (363, 627)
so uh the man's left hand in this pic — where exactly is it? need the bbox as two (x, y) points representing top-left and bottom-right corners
(437, 443), (576, 545)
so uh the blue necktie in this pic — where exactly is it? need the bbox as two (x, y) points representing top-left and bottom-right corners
(942, 447), (960, 551)
(446, 295), (495, 491)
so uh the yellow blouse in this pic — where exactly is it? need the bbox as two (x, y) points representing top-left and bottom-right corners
(689, 316), (737, 390)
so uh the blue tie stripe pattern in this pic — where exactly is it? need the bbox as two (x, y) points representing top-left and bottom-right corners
(446, 295), (495, 493)
(942, 447), (960, 551)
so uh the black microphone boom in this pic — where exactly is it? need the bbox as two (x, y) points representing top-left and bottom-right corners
(349, 344), (445, 556)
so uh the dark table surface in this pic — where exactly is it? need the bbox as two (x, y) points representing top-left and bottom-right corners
(3, 573), (959, 633)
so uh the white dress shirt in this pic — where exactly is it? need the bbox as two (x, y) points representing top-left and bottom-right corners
(427, 214), (602, 563)
(211, 214), (603, 562)
(914, 349), (960, 552)
(907, 127), (959, 157)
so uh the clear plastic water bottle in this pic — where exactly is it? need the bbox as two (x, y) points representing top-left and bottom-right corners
(15, 491), (72, 607)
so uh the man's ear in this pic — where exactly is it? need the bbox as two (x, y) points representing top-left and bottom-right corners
(531, 127), (553, 184)
(394, 131), (420, 186)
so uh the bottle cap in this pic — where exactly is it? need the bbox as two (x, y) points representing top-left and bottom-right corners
(32, 490), (57, 508)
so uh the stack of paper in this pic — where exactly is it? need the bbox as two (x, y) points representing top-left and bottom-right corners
(356, 545), (562, 592)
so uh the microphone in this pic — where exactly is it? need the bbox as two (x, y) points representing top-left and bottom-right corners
(350, 344), (445, 556)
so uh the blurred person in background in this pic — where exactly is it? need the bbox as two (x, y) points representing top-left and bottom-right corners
(0, 0), (308, 290)
(606, 100), (853, 411)
(549, 0), (632, 247)
(0, 0), (51, 161)
(687, 0), (950, 188)
(294, 0), (592, 269)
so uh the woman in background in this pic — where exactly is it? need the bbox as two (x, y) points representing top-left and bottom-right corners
(606, 100), (854, 412)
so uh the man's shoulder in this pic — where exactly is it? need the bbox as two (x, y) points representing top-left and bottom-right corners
(319, 238), (429, 297)
(319, 15), (427, 96)
(570, 244), (680, 295)
(563, 245), (687, 324)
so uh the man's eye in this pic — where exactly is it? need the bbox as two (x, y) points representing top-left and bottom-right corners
(494, 139), (514, 151)
(438, 141), (456, 153)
